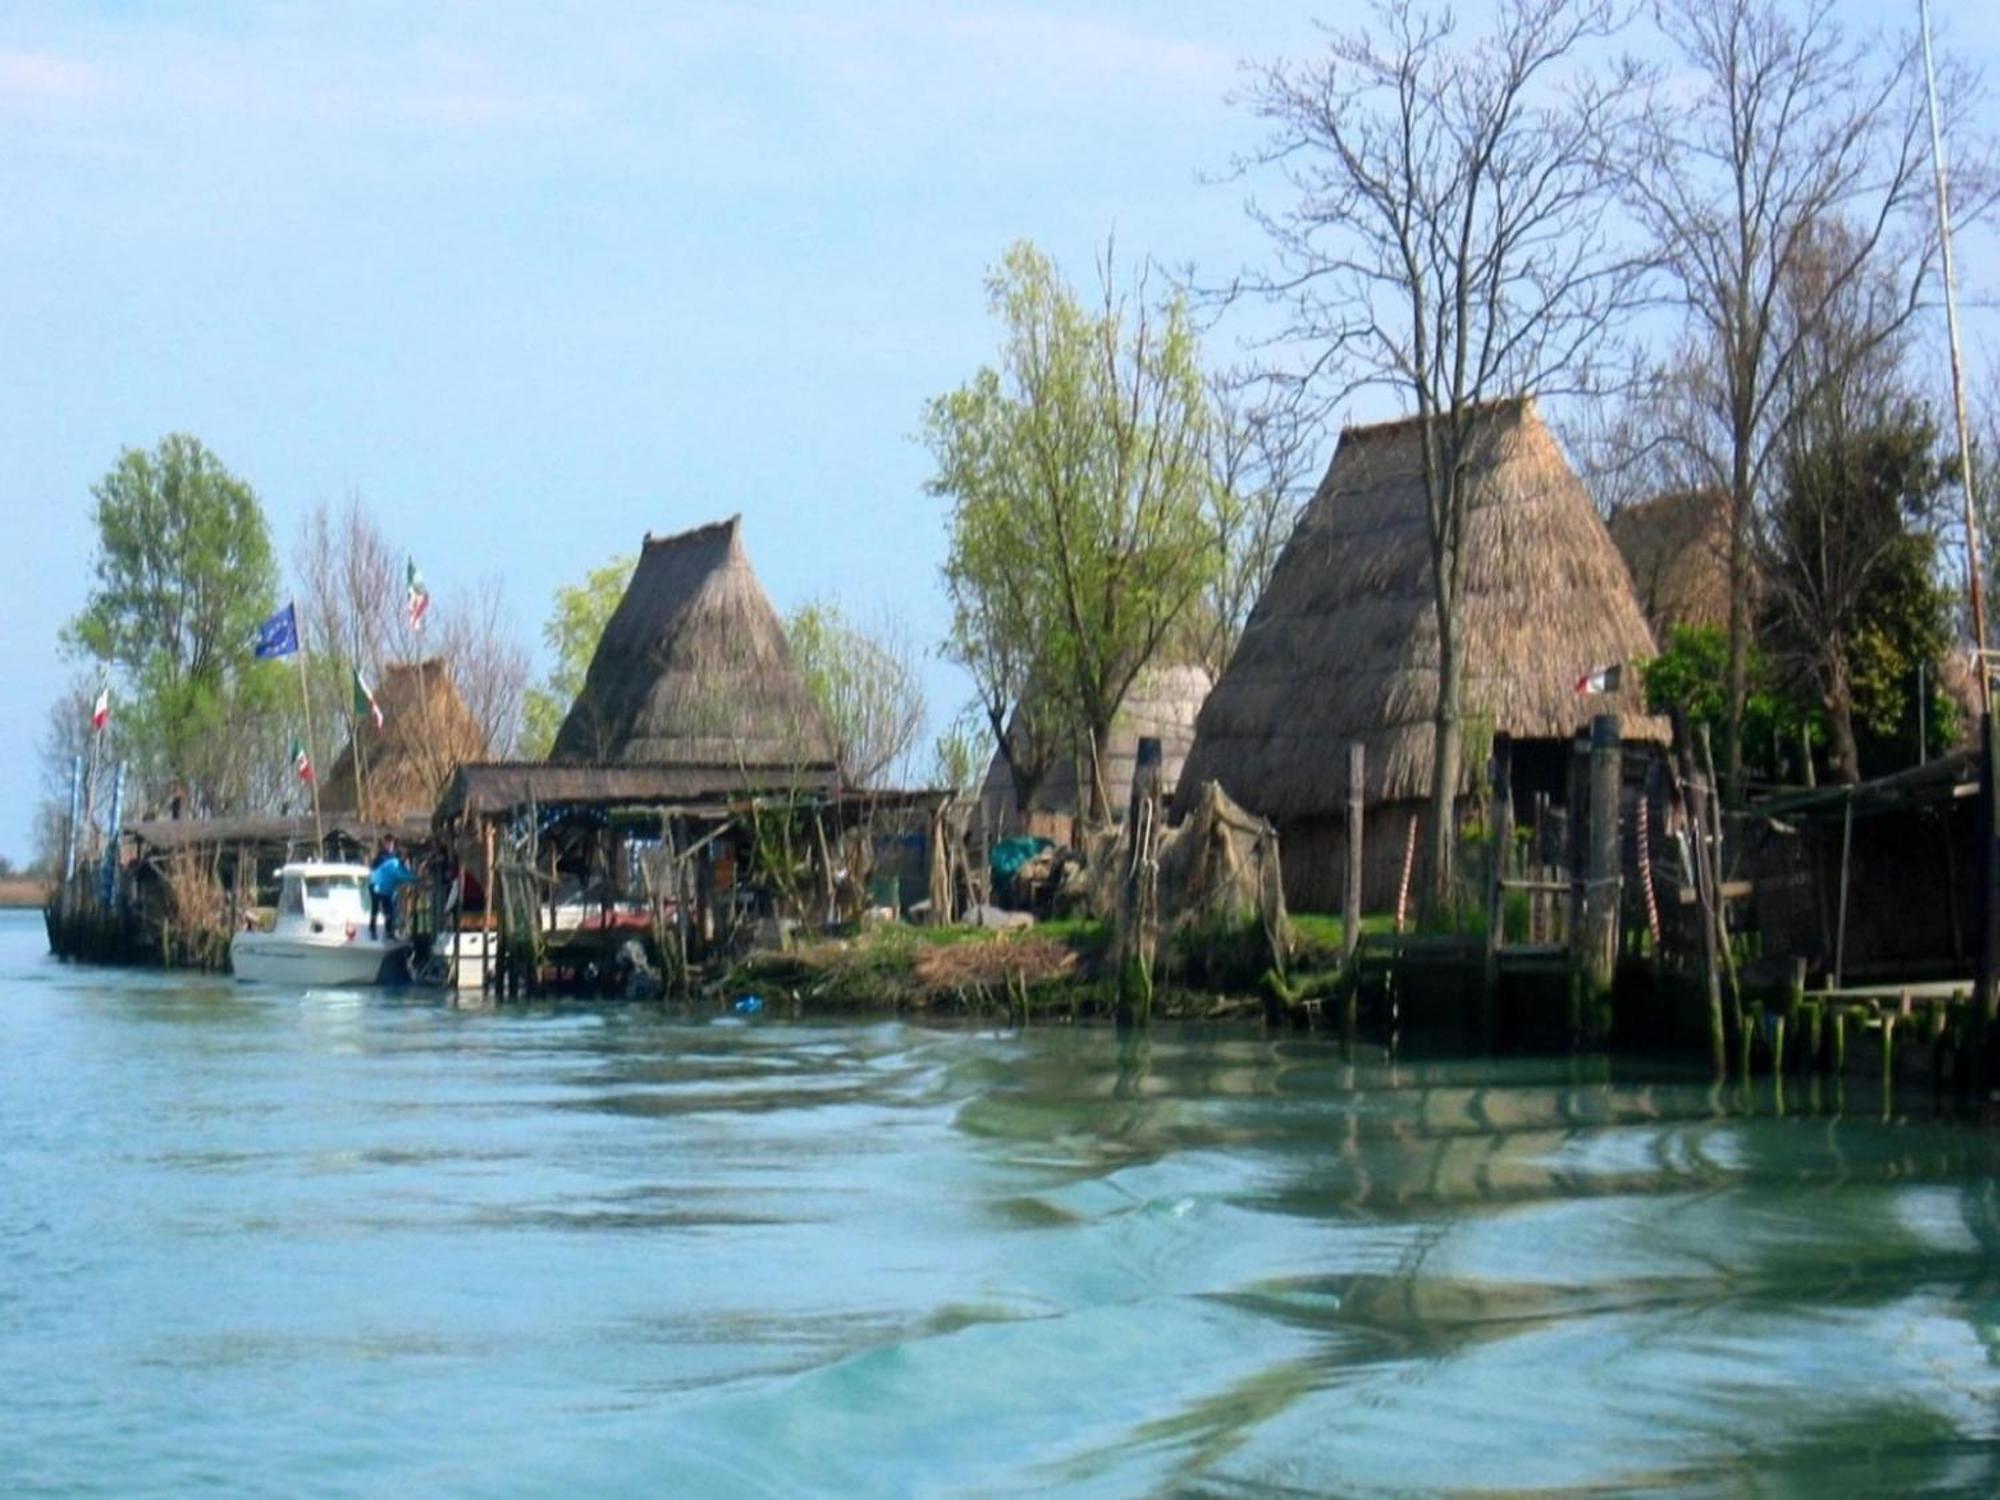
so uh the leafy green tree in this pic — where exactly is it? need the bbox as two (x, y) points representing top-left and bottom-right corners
(924, 240), (1217, 822)
(63, 434), (284, 813)
(1764, 405), (1956, 781)
(520, 554), (634, 758)
(1642, 624), (1817, 777)
(785, 600), (924, 788)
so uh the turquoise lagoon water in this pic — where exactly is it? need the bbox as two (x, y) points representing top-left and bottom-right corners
(2, 907), (1999, 1496)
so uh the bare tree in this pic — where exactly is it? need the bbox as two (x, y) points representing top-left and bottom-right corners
(1231, 0), (1648, 908)
(1620, 0), (1971, 791)
(436, 575), (530, 761)
(786, 599), (926, 789)
(1195, 378), (1315, 675)
(294, 495), (402, 789)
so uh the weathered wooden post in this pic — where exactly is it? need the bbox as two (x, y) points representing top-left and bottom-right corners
(1980, 711), (1999, 1027)
(1833, 787), (1856, 990)
(1674, 715), (1727, 1077)
(1567, 728), (1590, 946)
(1584, 717), (1621, 1029)
(98, 762), (126, 912)
(1484, 734), (1513, 1047)
(481, 820), (497, 996)
(1115, 737), (1165, 1028)
(1346, 742), (1364, 964)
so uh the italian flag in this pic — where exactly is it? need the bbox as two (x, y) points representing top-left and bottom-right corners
(90, 684), (110, 733)
(291, 738), (316, 784)
(405, 556), (430, 632)
(352, 667), (383, 730)
(1574, 663), (1623, 695)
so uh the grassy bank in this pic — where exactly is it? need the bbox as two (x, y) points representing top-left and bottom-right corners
(719, 916), (1270, 1021)
(0, 877), (48, 908)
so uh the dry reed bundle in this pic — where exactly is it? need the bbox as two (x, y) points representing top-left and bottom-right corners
(157, 850), (231, 970)
(911, 936), (1079, 991)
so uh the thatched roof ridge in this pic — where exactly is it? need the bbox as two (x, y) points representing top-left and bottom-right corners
(977, 661), (1214, 827)
(1609, 488), (1732, 635)
(550, 515), (838, 772)
(321, 658), (489, 821)
(1178, 398), (1665, 816)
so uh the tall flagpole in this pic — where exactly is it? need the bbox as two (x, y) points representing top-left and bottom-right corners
(83, 704), (103, 870)
(352, 621), (373, 823)
(297, 612), (325, 855)
(1919, 0), (1990, 713)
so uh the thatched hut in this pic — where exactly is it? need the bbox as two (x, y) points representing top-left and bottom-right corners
(1609, 488), (1732, 635)
(975, 662), (1214, 844)
(550, 515), (838, 784)
(321, 659), (489, 822)
(1176, 398), (1665, 911)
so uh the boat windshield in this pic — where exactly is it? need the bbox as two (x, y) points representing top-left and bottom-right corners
(305, 875), (367, 902)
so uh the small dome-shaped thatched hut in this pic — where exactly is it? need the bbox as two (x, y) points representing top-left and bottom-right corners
(321, 659), (490, 823)
(549, 516), (837, 785)
(1176, 398), (1664, 912)
(976, 661), (1213, 844)
(1609, 488), (1733, 636)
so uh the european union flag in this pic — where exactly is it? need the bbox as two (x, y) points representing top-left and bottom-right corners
(253, 602), (300, 659)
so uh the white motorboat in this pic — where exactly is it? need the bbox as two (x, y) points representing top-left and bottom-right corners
(230, 861), (409, 986)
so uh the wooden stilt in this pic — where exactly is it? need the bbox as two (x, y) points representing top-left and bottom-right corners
(1346, 743), (1365, 962)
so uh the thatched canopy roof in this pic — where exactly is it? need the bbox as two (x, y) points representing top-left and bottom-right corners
(320, 659), (490, 822)
(550, 516), (838, 775)
(1178, 399), (1665, 816)
(435, 759), (842, 826)
(977, 662), (1213, 827)
(123, 814), (420, 860)
(1609, 488), (1732, 635)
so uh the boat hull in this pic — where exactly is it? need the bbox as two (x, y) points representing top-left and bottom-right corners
(230, 931), (408, 986)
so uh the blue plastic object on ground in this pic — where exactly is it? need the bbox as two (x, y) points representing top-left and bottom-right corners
(732, 995), (764, 1015)
(990, 836), (1053, 889)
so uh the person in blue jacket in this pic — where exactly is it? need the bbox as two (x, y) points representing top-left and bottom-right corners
(370, 838), (415, 940)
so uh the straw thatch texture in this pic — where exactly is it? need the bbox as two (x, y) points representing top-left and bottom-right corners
(550, 516), (838, 775)
(1179, 399), (1663, 822)
(321, 659), (490, 821)
(1608, 488), (1732, 635)
(976, 662), (1214, 840)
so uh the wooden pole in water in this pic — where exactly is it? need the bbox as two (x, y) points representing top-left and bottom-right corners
(1585, 715), (1622, 1001)
(1980, 711), (2000, 1031)
(1346, 742), (1365, 962)
(1833, 787), (1856, 990)
(1567, 729), (1589, 949)
(61, 752), (82, 920)
(481, 819), (496, 996)
(1484, 734), (1512, 1047)
(1676, 717), (1726, 1077)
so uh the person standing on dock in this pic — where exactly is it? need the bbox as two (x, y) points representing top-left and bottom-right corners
(370, 837), (414, 940)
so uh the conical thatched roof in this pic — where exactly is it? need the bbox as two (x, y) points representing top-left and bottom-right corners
(977, 662), (1214, 830)
(1178, 399), (1664, 816)
(550, 515), (837, 775)
(1609, 488), (1732, 635)
(321, 658), (490, 822)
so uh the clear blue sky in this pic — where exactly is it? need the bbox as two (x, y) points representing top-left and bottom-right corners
(3, 0), (1994, 863)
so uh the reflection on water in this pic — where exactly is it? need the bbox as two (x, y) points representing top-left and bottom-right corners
(1, 909), (1997, 1496)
